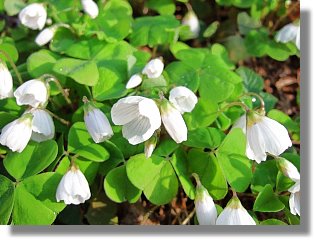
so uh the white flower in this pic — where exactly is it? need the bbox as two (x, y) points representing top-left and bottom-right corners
(81, 0), (99, 19)
(56, 165), (91, 205)
(0, 113), (33, 153)
(18, 3), (47, 30)
(160, 99), (187, 143)
(35, 26), (56, 46)
(0, 62), (13, 100)
(169, 86), (198, 114)
(14, 79), (49, 108)
(288, 181), (300, 216)
(142, 58), (164, 79)
(216, 196), (256, 225)
(126, 74), (142, 89)
(195, 182), (217, 225)
(26, 108), (55, 142)
(182, 11), (200, 38)
(275, 22), (300, 50)
(276, 157), (300, 182)
(111, 96), (161, 145)
(233, 112), (292, 163)
(83, 99), (113, 143)
(144, 134), (157, 158)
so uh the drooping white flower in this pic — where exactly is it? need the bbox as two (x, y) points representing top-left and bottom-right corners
(275, 22), (300, 50)
(111, 96), (161, 145)
(169, 86), (198, 114)
(276, 157), (300, 182)
(18, 3), (47, 30)
(194, 179), (217, 225)
(35, 26), (56, 46)
(56, 165), (91, 205)
(142, 58), (164, 79)
(25, 108), (55, 142)
(288, 181), (300, 216)
(126, 74), (142, 89)
(81, 0), (99, 19)
(83, 98), (113, 143)
(0, 113), (33, 153)
(216, 196), (256, 225)
(144, 133), (157, 158)
(233, 112), (292, 163)
(182, 10), (200, 38)
(14, 79), (49, 108)
(160, 99), (187, 143)
(0, 62), (13, 100)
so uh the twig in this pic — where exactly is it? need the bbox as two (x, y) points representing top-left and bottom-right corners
(0, 49), (23, 84)
(141, 205), (159, 224)
(181, 208), (196, 225)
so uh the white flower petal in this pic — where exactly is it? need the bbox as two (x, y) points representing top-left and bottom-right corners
(169, 86), (198, 114)
(195, 186), (217, 225)
(14, 79), (49, 108)
(160, 100), (187, 143)
(35, 27), (56, 46)
(19, 3), (47, 30)
(126, 74), (142, 89)
(0, 62), (13, 100)
(289, 191), (300, 216)
(275, 23), (299, 44)
(182, 11), (200, 38)
(277, 157), (300, 182)
(28, 109), (55, 142)
(142, 58), (164, 79)
(247, 123), (267, 163)
(81, 0), (99, 19)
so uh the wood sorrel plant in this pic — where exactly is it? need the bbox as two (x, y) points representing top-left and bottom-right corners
(0, 0), (300, 225)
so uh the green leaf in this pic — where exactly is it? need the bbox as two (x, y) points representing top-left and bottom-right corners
(216, 153), (252, 192)
(184, 97), (219, 130)
(267, 109), (299, 133)
(147, 0), (176, 15)
(165, 61), (200, 91)
(12, 185), (56, 225)
(276, 171), (295, 193)
(68, 122), (93, 152)
(251, 160), (278, 193)
(237, 12), (261, 35)
(0, 40), (19, 63)
(53, 58), (99, 86)
(203, 21), (219, 38)
(87, 0), (133, 42)
(73, 144), (110, 162)
(170, 149), (195, 199)
(104, 165), (141, 203)
(126, 154), (178, 205)
(4, 140), (58, 180)
(184, 127), (222, 149)
(4, 0), (25, 16)
(0, 175), (15, 224)
(260, 219), (287, 225)
(187, 150), (227, 200)
(218, 128), (245, 154)
(0, 112), (18, 129)
(20, 172), (66, 214)
(236, 66), (264, 93)
(155, 139), (179, 157)
(27, 50), (59, 78)
(130, 15), (180, 47)
(253, 184), (285, 212)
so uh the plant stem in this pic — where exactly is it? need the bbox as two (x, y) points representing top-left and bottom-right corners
(44, 109), (70, 126)
(181, 208), (196, 225)
(241, 92), (265, 112)
(0, 49), (23, 84)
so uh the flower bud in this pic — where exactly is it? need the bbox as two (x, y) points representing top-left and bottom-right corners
(81, 0), (99, 19)
(275, 22), (300, 50)
(126, 74), (142, 89)
(18, 3), (47, 30)
(216, 196), (256, 225)
(169, 86), (198, 114)
(0, 62), (13, 100)
(83, 98), (113, 143)
(276, 157), (300, 182)
(159, 99), (187, 143)
(14, 79), (49, 108)
(288, 181), (300, 216)
(0, 113), (33, 153)
(194, 175), (217, 225)
(144, 133), (157, 158)
(35, 26), (57, 46)
(182, 10), (200, 38)
(56, 165), (91, 205)
(142, 58), (164, 79)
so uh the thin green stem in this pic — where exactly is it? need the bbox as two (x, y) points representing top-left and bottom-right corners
(44, 108), (70, 126)
(0, 49), (23, 84)
(241, 92), (265, 112)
